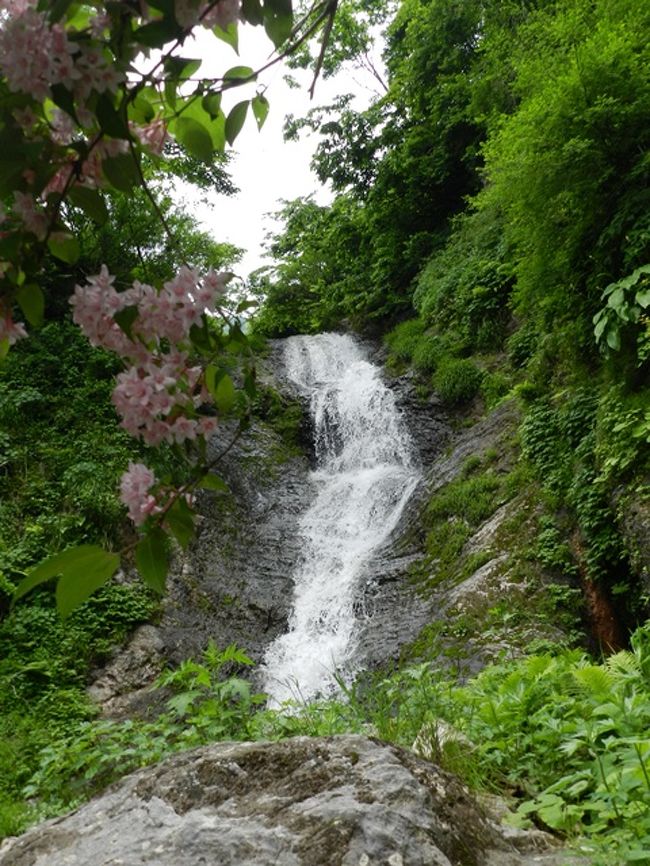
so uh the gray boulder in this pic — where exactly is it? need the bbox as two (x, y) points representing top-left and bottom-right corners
(1, 735), (573, 866)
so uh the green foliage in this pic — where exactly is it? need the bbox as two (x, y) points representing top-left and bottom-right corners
(383, 317), (426, 362)
(257, 622), (650, 861)
(432, 358), (484, 407)
(593, 264), (650, 362)
(478, 0), (650, 341)
(16, 643), (264, 824)
(520, 392), (629, 582)
(413, 207), (513, 353)
(251, 195), (372, 335)
(421, 467), (504, 588)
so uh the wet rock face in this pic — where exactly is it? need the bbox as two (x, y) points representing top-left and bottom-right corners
(160, 420), (311, 668)
(0, 735), (570, 866)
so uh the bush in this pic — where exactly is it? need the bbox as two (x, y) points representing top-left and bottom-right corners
(411, 335), (444, 373)
(432, 358), (484, 406)
(384, 318), (426, 363)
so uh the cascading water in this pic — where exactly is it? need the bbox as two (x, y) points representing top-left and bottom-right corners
(262, 332), (420, 706)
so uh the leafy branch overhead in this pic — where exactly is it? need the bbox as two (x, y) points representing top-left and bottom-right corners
(0, 0), (346, 617)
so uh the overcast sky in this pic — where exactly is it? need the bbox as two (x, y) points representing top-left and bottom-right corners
(179, 22), (381, 279)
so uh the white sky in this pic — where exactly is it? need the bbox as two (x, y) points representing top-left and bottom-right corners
(179, 23), (381, 279)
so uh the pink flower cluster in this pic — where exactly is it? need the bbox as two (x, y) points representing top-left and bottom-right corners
(113, 356), (218, 446)
(119, 462), (159, 526)
(174, 0), (241, 30)
(70, 266), (227, 447)
(0, 308), (28, 346)
(0, 4), (123, 104)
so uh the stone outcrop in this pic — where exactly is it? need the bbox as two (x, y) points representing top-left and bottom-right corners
(0, 735), (576, 866)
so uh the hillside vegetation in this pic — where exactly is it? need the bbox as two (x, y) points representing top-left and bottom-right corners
(0, 1), (649, 863)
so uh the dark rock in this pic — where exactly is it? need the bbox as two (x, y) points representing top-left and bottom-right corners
(0, 735), (576, 866)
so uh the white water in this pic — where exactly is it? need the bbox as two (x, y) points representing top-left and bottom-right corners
(262, 333), (420, 706)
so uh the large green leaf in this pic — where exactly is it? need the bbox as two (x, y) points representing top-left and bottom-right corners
(175, 117), (214, 162)
(252, 94), (270, 130)
(13, 545), (119, 613)
(242, 0), (264, 26)
(226, 101), (248, 146)
(214, 21), (239, 52)
(136, 528), (169, 593)
(224, 65), (254, 82)
(199, 473), (229, 493)
(48, 233), (80, 264)
(165, 499), (196, 550)
(16, 283), (44, 328)
(214, 373), (236, 413)
(96, 94), (129, 139)
(56, 548), (121, 618)
(263, 4), (292, 49)
(69, 186), (109, 225)
(102, 153), (140, 192)
(134, 18), (182, 48)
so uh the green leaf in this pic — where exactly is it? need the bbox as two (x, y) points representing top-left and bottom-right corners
(102, 153), (140, 192)
(606, 327), (621, 351)
(16, 283), (44, 328)
(135, 18), (182, 48)
(136, 528), (169, 593)
(56, 548), (121, 618)
(214, 20), (238, 52)
(175, 117), (214, 162)
(205, 364), (218, 397)
(251, 94), (269, 130)
(96, 94), (129, 139)
(636, 288), (650, 309)
(224, 65), (254, 82)
(165, 499), (196, 550)
(165, 56), (202, 81)
(48, 0), (74, 23)
(128, 94), (155, 125)
(607, 287), (625, 311)
(68, 186), (109, 225)
(242, 0), (264, 25)
(164, 78), (177, 110)
(214, 373), (236, 413)
(176, 98), (226, 151)
(13, 545), (118, 606)
(226, 101), (248, 146)
(50, 83), (77, 121)
(202, 93), (222, 119)
(0, 338), (9, 361)
(48, 233), (80, 264)
(264, 6), (292, 49)
(113, 305), (139, 340)
(199, 473), (229, 492)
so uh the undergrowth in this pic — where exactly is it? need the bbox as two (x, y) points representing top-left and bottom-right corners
(7, 626), (650, 863)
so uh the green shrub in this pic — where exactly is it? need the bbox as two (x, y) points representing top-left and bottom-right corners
(506, 323), (538, 369)
(384, 318), (426, 363)
(480, 371), (512, 410)
(432, 358), (484, 406)
(411, 335), (444, 373)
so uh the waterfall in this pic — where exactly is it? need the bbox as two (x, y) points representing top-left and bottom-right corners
(261, 332), (420, 706)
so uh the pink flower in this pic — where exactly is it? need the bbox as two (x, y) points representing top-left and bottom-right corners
(119, 462), (159, 526)
(12, 191), (48, 240)
(203, 0), (241, 30)
(133, 119), (168, 156)
(0, 310), (28, 345)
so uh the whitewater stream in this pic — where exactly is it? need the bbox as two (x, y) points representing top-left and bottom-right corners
(262, 333), (420, 706)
